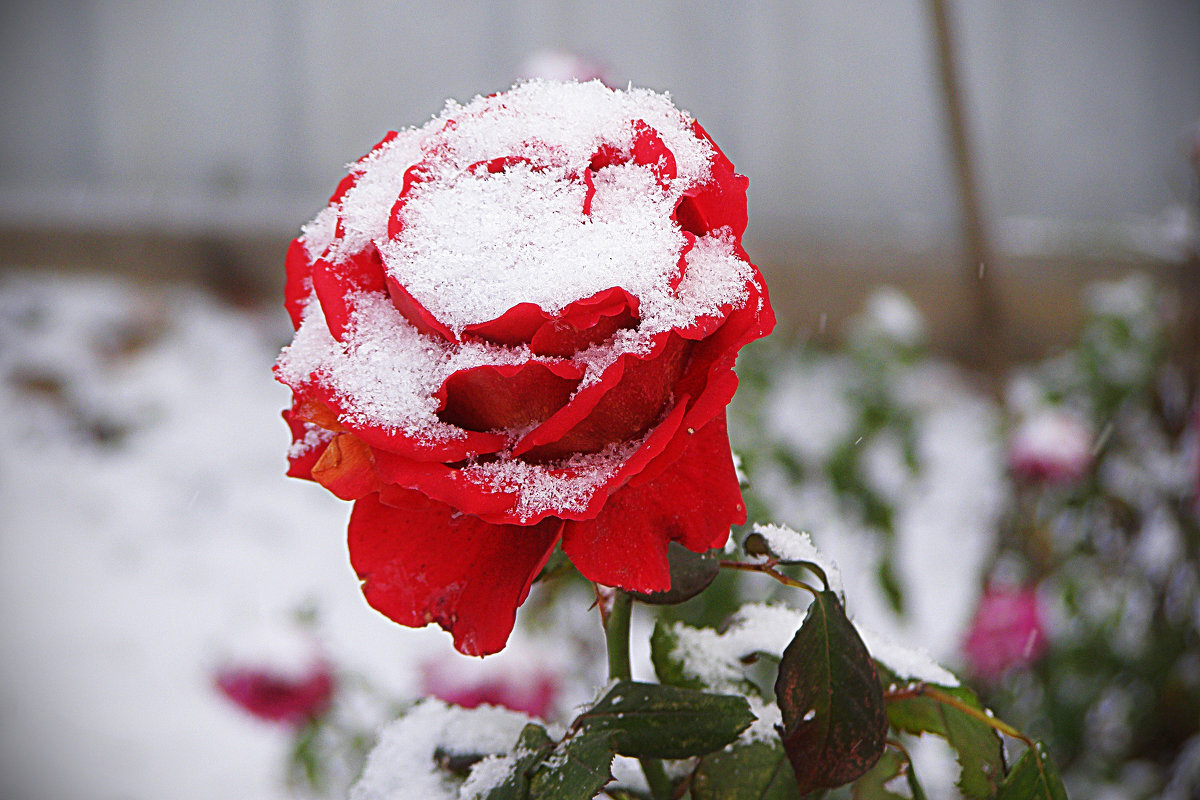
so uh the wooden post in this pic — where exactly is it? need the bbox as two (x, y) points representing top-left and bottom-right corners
(927, 0), (1005, 370)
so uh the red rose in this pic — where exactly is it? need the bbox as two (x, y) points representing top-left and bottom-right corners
(276, 81), (774, 655)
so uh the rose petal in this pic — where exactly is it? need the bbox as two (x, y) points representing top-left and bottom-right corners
(371, 395), (689, 527)
(385, 274), (459, 341)
(282, 402), (330, 480)
(635, 278), (775, 485)
(462, 287), (639, 356)
(527, 287), (639, 357)
(283, 238), (314, 330)
(561, 414), (743, 592)
(301, 381), (509, 462)
(311, 432), (383, 500)
(437, 360), (582, 432)
(311, 245), (389, 341)
(683, 121), (749, 238)
(515, 333), (693, 461)
(630, 121), (677, 188)
(349, 491), (563, 656)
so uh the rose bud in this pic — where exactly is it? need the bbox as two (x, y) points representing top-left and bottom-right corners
(1008, 408), (1093, 485)
(214, 662), (334, 726)
(962, 584), (1047, 683)
(275, 81), (774, 655)
(420, 659), (558, 719)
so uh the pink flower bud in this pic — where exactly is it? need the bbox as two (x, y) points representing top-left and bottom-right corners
(214, 662), (334, 726)
(962, 585), (1048, 682)
(1008, 409), (1093, 485)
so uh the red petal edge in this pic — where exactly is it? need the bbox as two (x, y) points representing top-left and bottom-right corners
(561, 413), (744, 593)
(349, 491), (563, 656)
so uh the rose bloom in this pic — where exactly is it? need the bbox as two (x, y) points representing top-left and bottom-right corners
(275, 81), (774, 655)
(962, 585), (1047, 683)
(214, 662), (334, 726)
(1008, 408), (1093, 485)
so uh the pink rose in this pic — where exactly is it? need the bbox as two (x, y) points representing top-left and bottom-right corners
(214, 662), (334, 726)
(962, 585), (1047, 682)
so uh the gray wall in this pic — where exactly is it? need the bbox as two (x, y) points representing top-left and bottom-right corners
(2, 1), (1198, 251)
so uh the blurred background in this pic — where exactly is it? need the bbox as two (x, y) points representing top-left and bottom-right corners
(2, 2), (1199, 800)
(3, 0), (1198, 353)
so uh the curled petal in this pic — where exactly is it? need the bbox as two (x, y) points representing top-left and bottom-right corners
(302, 381), (509, 462)
(311, 433), (382, 501)
(637, 279), (775, 485)
(561, 413), (743, 592)
(466, 287), (639, 357)
(372, 397), (689, 527)
(437, 361), (582, 432)
(515, 333), (692, 461)
(349, 491), (563, 656)
(679, 121), (749, 239)
(385, 274), (459, 341)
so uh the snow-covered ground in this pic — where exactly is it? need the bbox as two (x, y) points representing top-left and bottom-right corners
(0, 272), (607, 800)
(0, 271), (1000, 799)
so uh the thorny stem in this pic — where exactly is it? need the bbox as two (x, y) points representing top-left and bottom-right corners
(718, 559), (822, 597)
(601, 588), (673, 800)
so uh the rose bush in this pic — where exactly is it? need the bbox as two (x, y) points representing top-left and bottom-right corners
(276, 80), (773, 655)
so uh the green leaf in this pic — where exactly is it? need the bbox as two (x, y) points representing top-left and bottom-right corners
(851, 749), (907, 800)
(477, 723), (555, 800)
(691, 740), (802, 800)
(906, 765), (930, 800)
(629, 542), (720, 605)
(528, 731), (616, 800)
(601, 790), (651, 800)
(880, 668), (1005, 799)
(650, 618), (768, 697)
(576, 680), (755, 760)
(650, 619), (707, 691)
(996, 744), (1069, 800)
(774, 590), (887, 794)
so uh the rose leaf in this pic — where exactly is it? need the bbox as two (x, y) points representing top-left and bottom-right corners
(995, 744), (1069, 800)
(575, 680), (754, 760)
(774, 590), (887, 794)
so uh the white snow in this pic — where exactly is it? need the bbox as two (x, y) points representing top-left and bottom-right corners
(747, 522), (844, 599)
(319, 80), (726, 336)
(665, 602), (805, 693)
(350, 699), (534, 800)
(0, 272), (604, 800)
(854, 624), (960, 687)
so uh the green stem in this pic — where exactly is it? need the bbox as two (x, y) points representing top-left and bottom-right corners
(605, 590), (633, 681)
(602, 589), (674, 800)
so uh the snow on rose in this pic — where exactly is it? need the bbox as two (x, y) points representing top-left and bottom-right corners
(275, 80), (774, 655)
